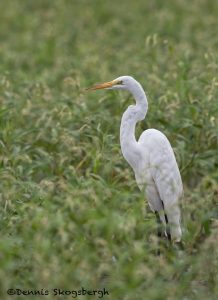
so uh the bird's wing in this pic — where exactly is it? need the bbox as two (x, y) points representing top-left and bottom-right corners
(138, 128), (183, 208)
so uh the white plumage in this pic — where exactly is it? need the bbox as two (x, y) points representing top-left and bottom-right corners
(88, 76), (183, 242)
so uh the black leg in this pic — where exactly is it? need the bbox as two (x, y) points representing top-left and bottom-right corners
(155, 211), (162, 238)
(155, 211), (162, 255)
(164, 213), (171, 241)
(161, 200), (171, 242)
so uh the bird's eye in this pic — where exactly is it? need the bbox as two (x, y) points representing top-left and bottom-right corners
(116, 80), (123, 85)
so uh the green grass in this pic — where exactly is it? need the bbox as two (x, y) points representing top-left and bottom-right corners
(0, 0), (218, 299)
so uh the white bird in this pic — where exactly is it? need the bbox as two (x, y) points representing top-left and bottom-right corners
(88, 76), (183, 242)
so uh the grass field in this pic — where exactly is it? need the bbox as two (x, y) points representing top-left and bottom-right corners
(0, 1), (218, 299)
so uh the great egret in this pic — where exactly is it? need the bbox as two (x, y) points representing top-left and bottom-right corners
(88, 76), (183, 242)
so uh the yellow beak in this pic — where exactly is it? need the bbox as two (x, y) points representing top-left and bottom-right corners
(86, 80), (117, 91)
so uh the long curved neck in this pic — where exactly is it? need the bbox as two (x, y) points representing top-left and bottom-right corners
(120, 83), (148, 169)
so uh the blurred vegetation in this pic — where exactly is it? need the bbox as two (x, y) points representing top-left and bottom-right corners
(0, 0), (218, 299)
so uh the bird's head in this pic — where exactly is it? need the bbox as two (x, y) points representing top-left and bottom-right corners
(87, 76), (138, 92)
